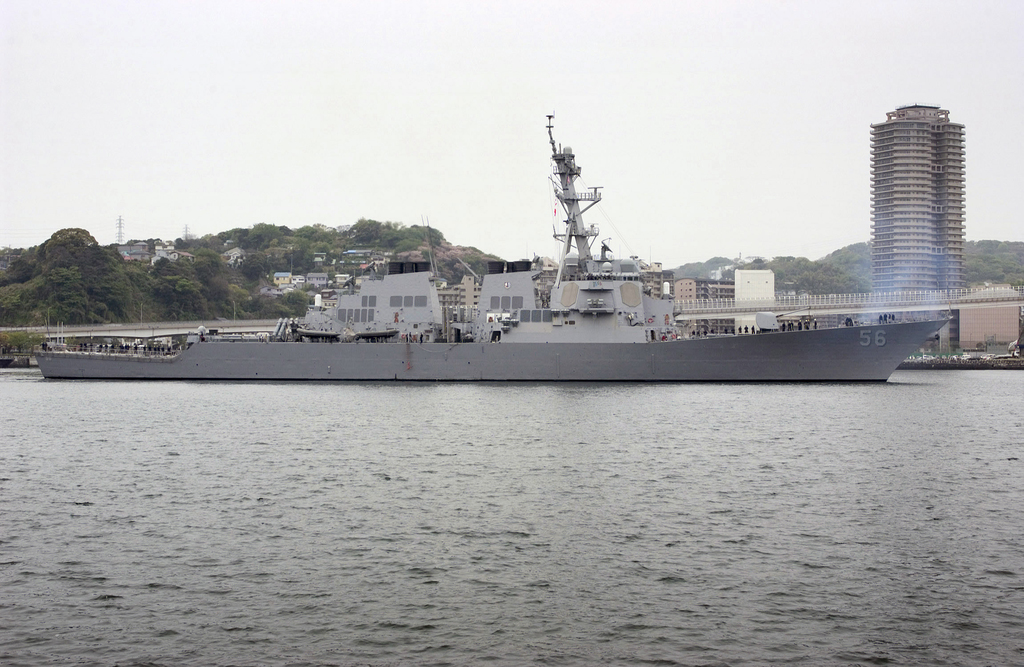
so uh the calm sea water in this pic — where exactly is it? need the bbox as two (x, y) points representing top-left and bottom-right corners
(1, 369), (1022, 667)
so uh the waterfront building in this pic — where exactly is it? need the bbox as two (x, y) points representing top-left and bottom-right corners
(674, 278), (735, 334)
(436, 275), (481, 342)
(641, 262), (665, 299)
(735, 269), (774, 301)
(958, 285), (1022, 353)
(436, 274), (481, 314)
(735, 269), (775, 333)
(870, 104), (966, 292)
(674, 278), (735, 303)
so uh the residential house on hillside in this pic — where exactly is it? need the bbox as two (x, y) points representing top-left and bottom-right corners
(118, 242), (151, 262)
(151, 243), (194, 264)
(306, 273), (328, 289)
(0, 252), (20, 271)
(273, 272), (292, 286)
(221, 247), (246, 266)
(342, 249), (374, 263)
(319, 290), (339, 307)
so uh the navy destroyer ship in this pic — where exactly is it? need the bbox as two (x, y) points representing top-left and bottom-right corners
(36, 119), (946, 382)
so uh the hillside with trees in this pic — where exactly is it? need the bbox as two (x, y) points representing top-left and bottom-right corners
(671, 241), (1023, 294)
(965, 240), (1024, 286)
(0, 220), (504, 326)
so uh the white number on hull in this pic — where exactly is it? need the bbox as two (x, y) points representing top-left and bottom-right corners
(860, 330), (886, 347)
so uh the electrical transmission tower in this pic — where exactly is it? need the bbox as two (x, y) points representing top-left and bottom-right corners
(116, 216), (125, 244)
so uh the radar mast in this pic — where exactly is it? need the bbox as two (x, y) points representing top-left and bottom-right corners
(547, 115), (603, 286)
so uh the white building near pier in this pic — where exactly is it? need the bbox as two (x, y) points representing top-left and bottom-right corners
(734, 269), (775, 332)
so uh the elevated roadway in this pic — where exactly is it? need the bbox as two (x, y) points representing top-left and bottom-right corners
(674, 286), (1024, 319)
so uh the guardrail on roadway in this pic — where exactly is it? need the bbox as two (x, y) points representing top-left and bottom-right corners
(674, 285), (1024, 317)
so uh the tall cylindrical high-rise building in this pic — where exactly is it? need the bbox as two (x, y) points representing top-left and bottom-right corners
(870, 104), (965, 292)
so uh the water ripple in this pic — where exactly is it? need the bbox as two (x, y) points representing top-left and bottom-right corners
(1, 371), (1022, 665)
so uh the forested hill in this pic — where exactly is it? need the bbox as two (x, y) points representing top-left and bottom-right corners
(671, 241), (1024, 294)
(0, 220), (504, 326)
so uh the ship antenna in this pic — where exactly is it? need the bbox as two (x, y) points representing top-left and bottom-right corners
(547, 114), (568, 286)
(547, 113), (557, 157)
(422, 215), (438, 277)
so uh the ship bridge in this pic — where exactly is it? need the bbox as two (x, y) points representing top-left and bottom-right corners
(674, 286), (1024, 319)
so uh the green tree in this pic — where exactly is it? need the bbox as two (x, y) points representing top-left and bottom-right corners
(293, 224), (336, 245)
(37, 228), (99, 269)
(219, 227), (250, 247)
(0, 283), (31, 324)
(151, 258), (207, 319)
(245, 223), (289, 250)
(1, 330), (44, 352)
(0, 253), (36, 285)
(41, 266), (89, 323)
(193, 248), (231, 311)
(241, 251), (271, 283)
(28, 228), (139, 323)
(348, 219), (386, 246)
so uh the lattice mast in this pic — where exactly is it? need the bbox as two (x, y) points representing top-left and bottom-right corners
(548, 116), (602, 286)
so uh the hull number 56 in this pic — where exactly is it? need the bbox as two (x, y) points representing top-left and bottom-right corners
(860, 330), (886, 347)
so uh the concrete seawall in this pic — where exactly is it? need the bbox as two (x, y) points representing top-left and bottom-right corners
(898, 358), (1023, 371)
(0, 356), (37, 368)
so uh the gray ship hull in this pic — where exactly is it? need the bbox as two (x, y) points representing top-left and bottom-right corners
(36, 319), (945, 382)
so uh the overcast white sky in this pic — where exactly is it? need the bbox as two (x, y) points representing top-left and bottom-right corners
(2, 0), (1021, 267)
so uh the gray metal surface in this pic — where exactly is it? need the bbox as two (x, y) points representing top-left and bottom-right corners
(36, 319), (946, 382)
